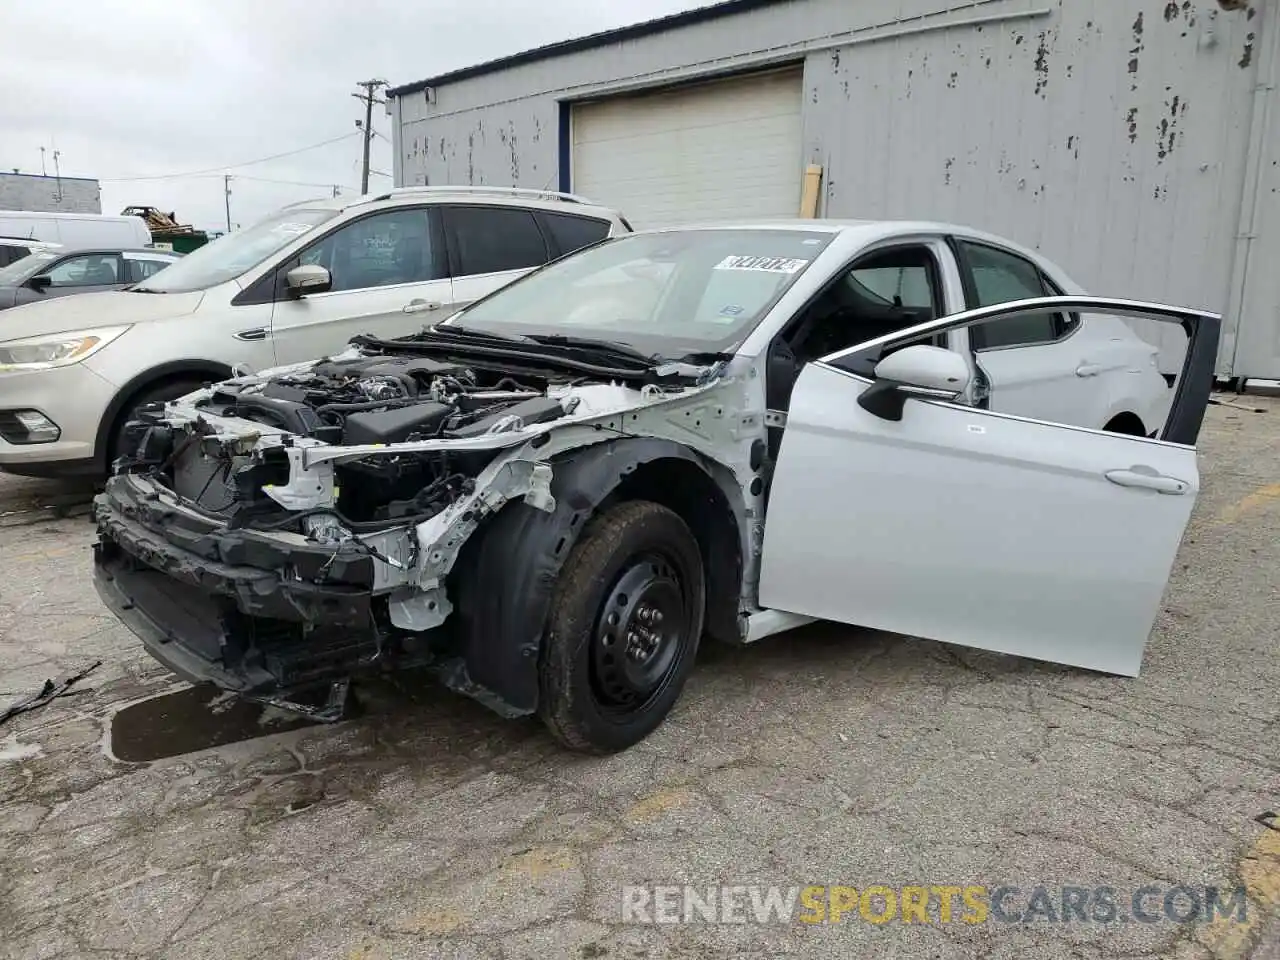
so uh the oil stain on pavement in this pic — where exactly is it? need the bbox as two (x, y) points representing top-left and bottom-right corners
(109, 684), (319, 762)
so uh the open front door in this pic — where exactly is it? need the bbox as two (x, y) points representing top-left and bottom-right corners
(758, 296), (1219, 676)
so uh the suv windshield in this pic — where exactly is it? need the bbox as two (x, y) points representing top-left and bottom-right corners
(0, 252), (58, 286)
(133, 207), (338, 293)
(444, 229), (834, 356)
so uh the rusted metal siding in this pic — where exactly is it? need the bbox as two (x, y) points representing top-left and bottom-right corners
(393, 0), (1274, 377)
(804, 0), (1265, 374)
(393, 0), (1048, 193)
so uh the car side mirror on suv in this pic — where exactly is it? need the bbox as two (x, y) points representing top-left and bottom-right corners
(285, 264), (332, 297)
(26, 274), (52, 292)
(857, 344), (971, 422)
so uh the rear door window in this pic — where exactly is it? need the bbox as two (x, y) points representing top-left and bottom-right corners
(956, 241), (1072, 349)
(540, 213), (611, 258)
(444, 206), (550, 276)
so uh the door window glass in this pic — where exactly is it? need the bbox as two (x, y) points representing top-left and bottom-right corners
(446, 206), (549, 276)
(959, 242), (1061, 349)
(128, 258), (174, 282)
(786, 246), (943, 374)
(0, 246), (29, 268)
(542, 213), (611, 257)
(298, 208), (438, 293)
(43, 254), (120, 287)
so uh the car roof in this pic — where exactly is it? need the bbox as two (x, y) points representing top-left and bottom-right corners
(42, 247), (177, 256)
(627, 218), (1051, 265)
(276, 187), (623, 219)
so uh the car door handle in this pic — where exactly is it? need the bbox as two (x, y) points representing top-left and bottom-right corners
(403, 299), (441, 314)
(235, 328), (267, 342)
(1104, 468), (1190, 495)
(1076, 362), (1104, 377)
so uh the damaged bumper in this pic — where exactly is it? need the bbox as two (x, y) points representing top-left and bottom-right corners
(92, 473), (394, 697)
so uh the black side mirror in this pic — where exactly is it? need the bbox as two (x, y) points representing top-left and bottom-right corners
(27, 275), (52, 291)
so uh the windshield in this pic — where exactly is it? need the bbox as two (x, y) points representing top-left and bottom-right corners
(133, 206), (338, 293)
(444, 229), (835, 356)
(0, 252), (58, 286)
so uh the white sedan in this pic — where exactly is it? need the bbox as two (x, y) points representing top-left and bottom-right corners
(92, 219), (1217, 752)
(757, 222), (1177, 437)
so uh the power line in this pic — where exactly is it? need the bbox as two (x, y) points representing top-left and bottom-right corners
(236, 174), (359, 191)
(100, 132), (362, 182)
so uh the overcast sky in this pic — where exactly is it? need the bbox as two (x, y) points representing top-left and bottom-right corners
(0, 0), (717, 232)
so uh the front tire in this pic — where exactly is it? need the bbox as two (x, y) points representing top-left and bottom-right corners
(538, 501), (705, 753)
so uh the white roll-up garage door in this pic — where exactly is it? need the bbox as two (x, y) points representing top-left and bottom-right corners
(571, 68), (804, 230)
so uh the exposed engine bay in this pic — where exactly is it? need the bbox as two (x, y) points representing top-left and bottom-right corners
(123, 353), (587, 529)
(91, 337), (746, 721)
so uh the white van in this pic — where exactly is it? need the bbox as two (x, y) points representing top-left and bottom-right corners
(0, 210), (152, 250)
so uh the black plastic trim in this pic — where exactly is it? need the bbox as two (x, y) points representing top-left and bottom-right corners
(92, 360), (234, 471)
(450, 438), (735, 716)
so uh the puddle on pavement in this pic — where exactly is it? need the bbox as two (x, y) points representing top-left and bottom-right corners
(110, 683), (321, 762)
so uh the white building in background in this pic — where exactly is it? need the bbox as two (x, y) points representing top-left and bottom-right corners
(0, 172), (102, 216)
(388, 0), (1278, 383)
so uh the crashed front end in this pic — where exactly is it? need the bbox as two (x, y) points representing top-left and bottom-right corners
(92, 347), (723, 718)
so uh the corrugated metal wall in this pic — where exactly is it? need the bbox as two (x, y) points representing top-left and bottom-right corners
(805, 0), (1264, 374)
(393, 0), (1048, 191)
(392, 0), (1273, 377)
(0, 174), (102, 215)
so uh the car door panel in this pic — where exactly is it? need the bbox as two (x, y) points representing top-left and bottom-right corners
(974, 333), (1114, 427)
(954, 240), (1113, 427)
(758, 295), (1218, 677)
(449, 269), (533, 315)
(270, 279), (454, 365)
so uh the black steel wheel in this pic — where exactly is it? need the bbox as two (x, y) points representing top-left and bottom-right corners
(539, 501), (705, 753)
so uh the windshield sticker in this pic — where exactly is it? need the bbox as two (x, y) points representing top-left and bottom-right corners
(719, 304), (745, 317)
(714, 255), (809, 273)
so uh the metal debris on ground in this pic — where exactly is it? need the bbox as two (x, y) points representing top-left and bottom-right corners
(0, 660), (102, 725)
(1209, 397), (1270, 413)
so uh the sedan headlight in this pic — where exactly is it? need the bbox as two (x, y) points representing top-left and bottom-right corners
(0, 326), (131, 371)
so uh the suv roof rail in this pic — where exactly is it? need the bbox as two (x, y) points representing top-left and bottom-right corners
(369, 185), (598, 206)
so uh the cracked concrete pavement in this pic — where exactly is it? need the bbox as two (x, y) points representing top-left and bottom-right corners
(0, 396), (1277, 959)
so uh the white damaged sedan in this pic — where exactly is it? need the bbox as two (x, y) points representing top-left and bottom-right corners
(91, 221), (1218, 752)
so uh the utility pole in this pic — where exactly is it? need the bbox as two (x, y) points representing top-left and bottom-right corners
(223, 175), (232, 232)
(353, 79), (387, 195)
(39, 147), (46, 176)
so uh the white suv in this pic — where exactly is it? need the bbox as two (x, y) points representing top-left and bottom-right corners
(0, 187), (630, 477)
